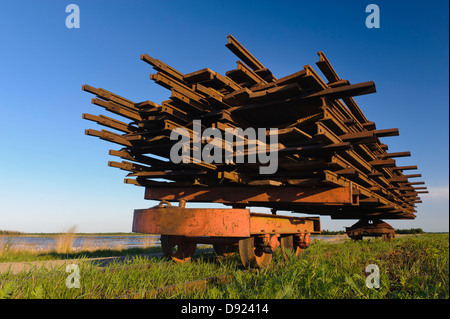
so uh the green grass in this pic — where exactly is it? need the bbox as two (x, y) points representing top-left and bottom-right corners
(201, 233), (448, 299)
(0, 234), (448, 299)
(0, 246), (162, 263)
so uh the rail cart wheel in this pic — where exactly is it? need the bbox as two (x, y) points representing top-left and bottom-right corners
(160, 235), (196, 263)
(213, 243), (238, 257)
(238, 237), (272, 268)
(280, 235), (304, 260)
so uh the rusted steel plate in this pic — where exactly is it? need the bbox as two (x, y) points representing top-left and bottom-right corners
(144, 186), (354, 205)
(133, 207), (251, 237)
(249, 214), (320, 235)
(133, 207), (320, 238)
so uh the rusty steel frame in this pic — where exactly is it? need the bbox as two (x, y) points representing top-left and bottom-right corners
(82, 35), (428, 257)
(345, 219), (395, 241)
(132, 202), (319, 267)
(133, 205), (320, 239)
(143, 186), (357, 206)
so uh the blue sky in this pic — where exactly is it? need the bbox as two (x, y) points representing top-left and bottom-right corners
(0, 0), (448, 233)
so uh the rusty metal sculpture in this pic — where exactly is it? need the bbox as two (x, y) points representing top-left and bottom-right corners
(83, 35), (427, 267)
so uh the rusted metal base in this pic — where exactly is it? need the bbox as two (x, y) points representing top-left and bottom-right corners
(132, 201), (320, 267)
(133, 202), (320, 238)
(345, 219), (395, 241)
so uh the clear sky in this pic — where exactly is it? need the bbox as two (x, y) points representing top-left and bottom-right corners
(0, 0), (448, 233)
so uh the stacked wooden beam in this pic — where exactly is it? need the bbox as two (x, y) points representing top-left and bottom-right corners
(83, 35), (426, 220)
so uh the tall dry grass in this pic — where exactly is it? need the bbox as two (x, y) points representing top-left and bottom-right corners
(54, 226), (77, 254)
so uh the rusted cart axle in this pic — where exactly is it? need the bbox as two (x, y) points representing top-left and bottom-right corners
(132, 201), (320, 268)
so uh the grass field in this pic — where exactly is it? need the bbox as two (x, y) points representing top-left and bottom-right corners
(0, 234), (448, 299)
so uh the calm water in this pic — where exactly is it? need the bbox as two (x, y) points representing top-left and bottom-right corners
(0, 235), (160, 251)
(0, 234), (341, 251)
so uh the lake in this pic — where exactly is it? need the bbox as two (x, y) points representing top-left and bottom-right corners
(0, 235), (160, 251)
(0, 234), (343, 251)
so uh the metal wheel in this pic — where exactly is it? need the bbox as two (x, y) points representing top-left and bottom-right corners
(382, 233), (394, 242)
(213, 243), (238, 257)
(280, 235), (304, 260)
(160, 235), (196, 263)
(238, 237), (272, 268)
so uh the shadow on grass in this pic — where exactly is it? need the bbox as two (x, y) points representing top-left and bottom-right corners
(36, 246), (163, 261)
